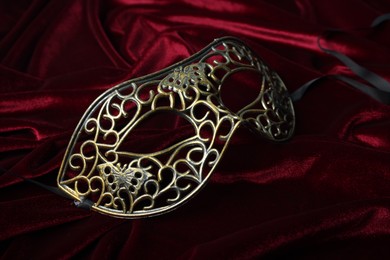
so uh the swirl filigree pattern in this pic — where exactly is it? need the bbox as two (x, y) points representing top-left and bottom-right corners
(57, 37), (295, 218)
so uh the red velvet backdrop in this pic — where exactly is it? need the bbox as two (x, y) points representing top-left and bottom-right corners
(1, 0), (390, 259)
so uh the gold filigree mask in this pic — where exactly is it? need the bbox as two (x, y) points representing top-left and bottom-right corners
(57, 37), (295, 218)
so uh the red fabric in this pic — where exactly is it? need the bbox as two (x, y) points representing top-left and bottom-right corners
(1, 0), (390, 258)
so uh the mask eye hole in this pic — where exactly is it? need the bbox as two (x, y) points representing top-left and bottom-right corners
(219, 69), (263, 114)
(117, 110), (196, 155)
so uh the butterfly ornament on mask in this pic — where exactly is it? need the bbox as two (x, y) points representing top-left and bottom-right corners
(57, 37), (295, 218)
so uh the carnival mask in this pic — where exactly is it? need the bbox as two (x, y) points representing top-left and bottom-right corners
(57, 37), (295, 218)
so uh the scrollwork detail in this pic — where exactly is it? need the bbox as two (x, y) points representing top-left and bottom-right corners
(58, 38), (294, 218)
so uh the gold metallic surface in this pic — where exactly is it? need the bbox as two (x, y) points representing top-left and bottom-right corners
(57, 37), (295, 218)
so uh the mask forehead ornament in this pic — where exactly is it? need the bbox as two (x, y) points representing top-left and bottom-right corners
(57, 37), (295, 218)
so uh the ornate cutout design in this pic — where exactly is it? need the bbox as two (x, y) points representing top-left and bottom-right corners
(57, 37), (295, 218)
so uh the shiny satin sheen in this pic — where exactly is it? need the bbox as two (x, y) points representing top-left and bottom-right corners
(1, 0), (390, 259)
